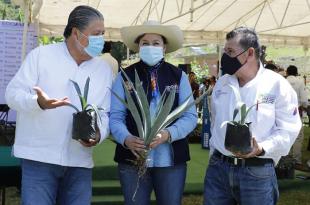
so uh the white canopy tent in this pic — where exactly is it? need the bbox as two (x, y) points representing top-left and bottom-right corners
(11, 0), (310, 49)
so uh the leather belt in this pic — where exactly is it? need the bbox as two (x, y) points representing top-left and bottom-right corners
(213, 150), (274, 166)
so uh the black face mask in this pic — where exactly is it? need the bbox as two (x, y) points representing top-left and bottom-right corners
(220, 49), (248, 75)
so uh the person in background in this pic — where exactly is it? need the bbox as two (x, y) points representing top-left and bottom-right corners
(204, 27), (301, 205)
(101, 41), (119, 81)
(109, 20), (197, 205)
(198, 77), (210, 118)
(286, 65), (308, 167)
(5, 6), (112, 205)
(189, 71), (200, 100)
(206, 76), (216, 96)
(264, 63), (278, 72)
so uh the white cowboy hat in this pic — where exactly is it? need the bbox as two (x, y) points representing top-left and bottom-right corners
(120, 20), (184, 53)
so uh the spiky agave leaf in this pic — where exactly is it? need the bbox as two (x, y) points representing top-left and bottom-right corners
(233, 108), (239, 121)
(152, 89), (168, 125)
(243, 103), (258, 124)
(119, 68), (149, 140)
(111, 78), (145, 140)
(122, 80), (145, 140)
(110, 88), (147, 139)
(159, 91), (208, 131)
(66, 103), (80, 112)
(145, 88), (176, 145)
(84, 77), (90, 105)
(85, 104), (103, 125)
(134, 70), (151, 141)
(70, 79), (85, 110)
(240, 104), (247, 124)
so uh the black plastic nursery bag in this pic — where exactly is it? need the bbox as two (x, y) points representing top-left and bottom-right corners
(72, 110), (97, 142)
(224, 123), (252, 155)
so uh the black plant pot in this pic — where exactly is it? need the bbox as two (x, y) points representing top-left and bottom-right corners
(72, 110), (97, 142)
(224, 123), (252, 155)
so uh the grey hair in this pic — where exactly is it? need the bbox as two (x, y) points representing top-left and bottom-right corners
(63, 5), (103, 39)
(226, 27), (261, 60)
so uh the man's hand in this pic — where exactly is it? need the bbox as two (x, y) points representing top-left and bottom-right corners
(233, 137), (263, 158)
(33, 86), (70, 109)
(79, 128), (101, 147)
(149, 129), (170, 149)
(124, 135), (146, 158)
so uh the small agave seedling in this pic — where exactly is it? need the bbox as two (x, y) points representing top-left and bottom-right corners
(67, 77), (103, 141)
(229, 102), (257, 126)
(223, 101), (260, 155)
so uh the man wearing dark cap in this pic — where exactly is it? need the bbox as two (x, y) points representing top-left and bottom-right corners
(286, 65), (308, 166)
(5, 6), (112, 205)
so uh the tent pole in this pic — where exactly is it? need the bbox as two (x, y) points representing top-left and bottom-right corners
(127, 47), (129, 64)
(21, 0), (31, 61)
(190, 0), (194, 22)
(217, 44), (222, 77)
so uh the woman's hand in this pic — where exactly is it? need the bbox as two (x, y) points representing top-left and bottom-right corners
(124, 135), (146, 157)
(149, 129), (170, 149)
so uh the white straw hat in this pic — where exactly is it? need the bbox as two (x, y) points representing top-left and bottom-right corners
(120, 20), (184, 53)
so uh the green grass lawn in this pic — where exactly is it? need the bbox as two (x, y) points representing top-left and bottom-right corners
(93, 130), (310, 205)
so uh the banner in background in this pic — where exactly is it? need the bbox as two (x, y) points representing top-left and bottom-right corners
(0, 20), (38, 121)
(201, 95), (211, 149)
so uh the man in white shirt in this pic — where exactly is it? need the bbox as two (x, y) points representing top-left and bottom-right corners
(5, 6), (112, 205)
(203, 27), (301, 205)
(286, 65), (308, 165)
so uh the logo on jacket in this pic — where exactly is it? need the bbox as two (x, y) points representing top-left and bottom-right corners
(214, 89), (228, 98)
(258, 93), (276, 104)
(165, 84), (179, 93)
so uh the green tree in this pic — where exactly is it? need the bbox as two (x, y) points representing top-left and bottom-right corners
(0, 0), (23, 21)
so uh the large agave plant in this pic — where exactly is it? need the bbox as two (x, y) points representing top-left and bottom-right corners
(67, 77), (103, 142)
(111, 69), (206, 172)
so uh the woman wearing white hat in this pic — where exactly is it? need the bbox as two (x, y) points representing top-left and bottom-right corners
(109, 21), (198, 205)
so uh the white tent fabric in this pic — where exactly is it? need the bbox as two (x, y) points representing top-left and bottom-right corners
(11, 0), (310, 48)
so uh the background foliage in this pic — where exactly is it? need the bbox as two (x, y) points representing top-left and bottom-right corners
(0, 0), (23, 21)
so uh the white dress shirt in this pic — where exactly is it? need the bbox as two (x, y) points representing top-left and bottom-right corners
(210, 64), (301, 164)
(5, 42), (112, 168)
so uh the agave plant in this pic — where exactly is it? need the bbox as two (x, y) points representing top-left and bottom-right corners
(223, 101), (260, 155)
(67, 77), (103, 142)
(111, 69), (206, 174)
(228, 102), (258, 126)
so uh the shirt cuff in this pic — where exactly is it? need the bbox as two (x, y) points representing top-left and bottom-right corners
(258, 141), (273, 156)
(165, 127), (177, 143)
(98, 127), (109, 144)
(30, 95), (44, 111)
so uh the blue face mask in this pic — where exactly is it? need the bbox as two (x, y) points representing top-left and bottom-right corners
(139, 46), (164, 66)
(79, 32), (105, 58)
